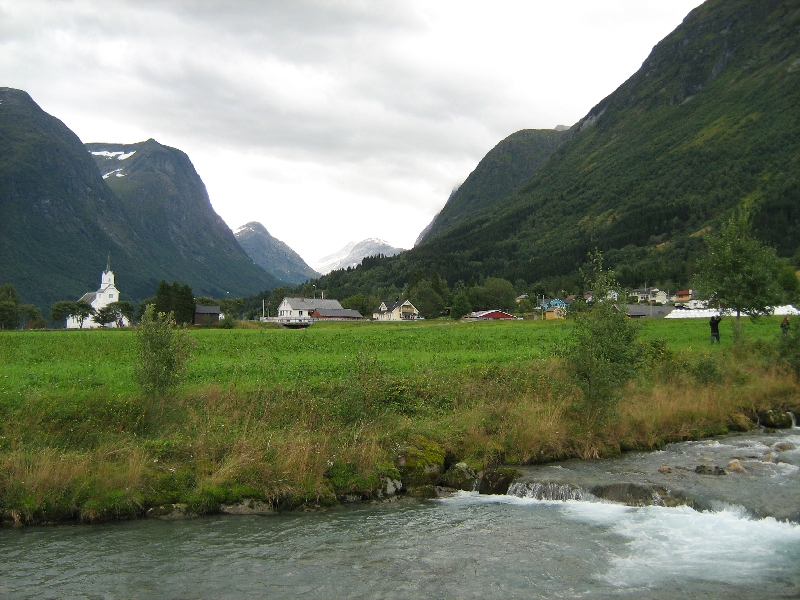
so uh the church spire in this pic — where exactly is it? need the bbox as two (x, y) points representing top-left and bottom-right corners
(106, 253), (110, 273)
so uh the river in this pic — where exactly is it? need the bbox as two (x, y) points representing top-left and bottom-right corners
(2, 429), (799, 599)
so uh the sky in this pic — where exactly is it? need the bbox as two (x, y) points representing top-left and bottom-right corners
(1, 0), (705, 267)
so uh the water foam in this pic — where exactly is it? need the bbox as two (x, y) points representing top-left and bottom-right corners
(559, 502), (800, 587)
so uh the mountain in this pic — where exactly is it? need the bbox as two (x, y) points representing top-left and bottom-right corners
(234, 221), (319, 284)
(315, 0), (800, 297)
(0, 87), (148, 310)
(85, 140), (284, 300)
(0, 87), (283, 311)
(314, 239), (405, 274)
(416, 128), (569, 244)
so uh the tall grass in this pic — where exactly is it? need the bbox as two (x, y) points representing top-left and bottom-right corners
(1, 317), (796, 524)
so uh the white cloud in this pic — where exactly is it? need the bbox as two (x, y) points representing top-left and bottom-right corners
(0, 0), (705, 263)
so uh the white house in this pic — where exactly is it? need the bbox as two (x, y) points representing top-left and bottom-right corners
(276, 297), (345, 322)
(66, 266), (129, 328)
(372, 300), (420, 321)
(630, 287), (668, 305)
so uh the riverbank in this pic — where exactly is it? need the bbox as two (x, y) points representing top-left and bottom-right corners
(1, 317), (797, 525)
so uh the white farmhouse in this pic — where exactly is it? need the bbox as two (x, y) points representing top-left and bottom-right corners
(275, 297), (345, 322)
(66, 265), (129, 328)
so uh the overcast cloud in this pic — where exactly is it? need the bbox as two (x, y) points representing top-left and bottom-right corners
(1, 0), (704, 265)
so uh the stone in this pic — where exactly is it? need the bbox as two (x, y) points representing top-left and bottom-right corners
(219, 500), (274, 515)
(440, 462), (478, 491)
(384, 478), (404, 496)
(758, 410), (793, 429)
(146, 503), (194, 519)
(658, 465), (674, 474)
(727, 459), (746, 473)
(772, 441), (796, 452)
(478, 468), (519, 495)
(590, 483), (663, 506)
(695, 465), (727, 475)
(397, 435), (446, 486)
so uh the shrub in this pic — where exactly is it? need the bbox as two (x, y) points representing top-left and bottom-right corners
(134, 305), (195, 411)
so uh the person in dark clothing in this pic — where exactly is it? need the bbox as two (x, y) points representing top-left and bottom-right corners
(710, 315), (722, 344)
(781, 316), (790, 336)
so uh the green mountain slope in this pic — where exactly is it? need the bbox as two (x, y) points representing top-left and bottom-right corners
(86, 140), (284, 299)
(416, 128), (569, 244)
(0, 88), (283, 312)
(0, 88), (150, 309)
(317, 0), (800, 296)
(234, 221), (319, 285)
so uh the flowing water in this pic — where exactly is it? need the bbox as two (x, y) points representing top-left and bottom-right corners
(2, 430), (800, 599)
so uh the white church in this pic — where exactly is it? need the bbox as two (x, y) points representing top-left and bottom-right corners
(66, 264), (129, 329)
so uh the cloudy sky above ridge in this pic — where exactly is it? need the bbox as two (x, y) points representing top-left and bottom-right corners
(1, 0), (705, 266)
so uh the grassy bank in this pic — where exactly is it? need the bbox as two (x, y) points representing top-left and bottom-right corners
(1, 317), (796, 525)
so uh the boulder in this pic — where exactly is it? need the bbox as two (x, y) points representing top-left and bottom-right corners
(590, 483), (662, 506)
(772, 441), (796, 452)
(219, 500), (274, 515)
(146, 503), (195, 519)
(727, 459), (746, 473)
(397, 435), (446, 486)
(478, 468), (519, 495)
(695, 465), (727, 475)
(658, 465), (674, 474)
(440, 462), (478, 491)
(758, 410), (793, 429)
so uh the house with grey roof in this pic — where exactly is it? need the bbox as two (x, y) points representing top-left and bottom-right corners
(372, 300), (420, 321)
(273, 296), (347, 325)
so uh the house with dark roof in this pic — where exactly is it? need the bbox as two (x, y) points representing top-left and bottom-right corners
(372, 300), (419, 321)
(310, 308), (363, 320)
(277, 297), (344, 319)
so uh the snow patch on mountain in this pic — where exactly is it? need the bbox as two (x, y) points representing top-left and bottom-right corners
(314, 238), (405, 274)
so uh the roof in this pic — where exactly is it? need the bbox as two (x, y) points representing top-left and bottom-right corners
(281, 297), (343, 311)
(467, 309), (515, 319)
(373, 300), (416, 314)
(78, 292), (96, 304)
(195, 305), (221, 314)
(313, 308), (363, 318)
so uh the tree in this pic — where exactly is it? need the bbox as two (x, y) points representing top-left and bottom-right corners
(134, 305), (195, 415)
(93, 306), (118, 327)
(450, 290), (472, 319)
(693, 211), (782, 327)
(108, 300), (135, 324)
(151, 280), (195, 324)
(73, 301), (96, 329)
(563, 250), (640, 428)
(51, 301), (77, 326)
(410, 280), (444, 319)
(341, 293), (373, 317)
(777, 265), (800, 304)
(0, 284), (22, 329)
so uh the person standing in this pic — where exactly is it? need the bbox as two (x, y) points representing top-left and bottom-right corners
(781, 316), (790, 336)
(710, 315), (722, 344)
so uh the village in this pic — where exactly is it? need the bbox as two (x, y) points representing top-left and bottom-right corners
(29, 263), (794, 331)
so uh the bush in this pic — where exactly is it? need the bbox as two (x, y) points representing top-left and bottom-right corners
(134, 305), (195, 410)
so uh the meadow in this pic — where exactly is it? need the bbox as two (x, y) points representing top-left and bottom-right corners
(1, 316), (796, 525)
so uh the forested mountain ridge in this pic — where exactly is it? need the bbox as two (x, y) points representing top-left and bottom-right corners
(86, 140), (283, 299)
(0, 88), (149, 309)
(234, 221), (319, 285)
(416, 128), (569, 244)
(316, 0), (800, 298)
(0, 88), (283, 311)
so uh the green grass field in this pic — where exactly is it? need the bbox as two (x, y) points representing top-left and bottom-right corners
(0, 316), (795, 525)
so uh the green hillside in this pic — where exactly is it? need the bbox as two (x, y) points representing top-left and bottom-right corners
(0, 88), (150, 309)
(86, 140), (284, 299)
(317, 0), (800, 297)
(417, 128), (568, 244)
